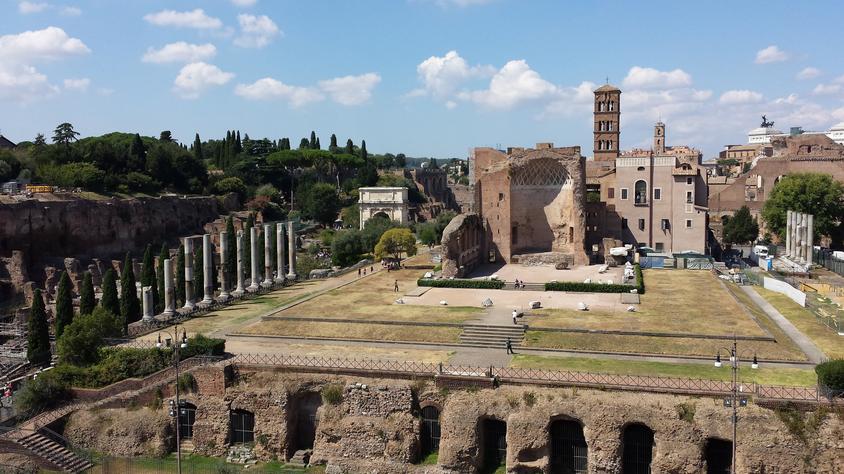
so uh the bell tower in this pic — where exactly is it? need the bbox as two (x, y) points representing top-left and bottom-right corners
(653, 121), (666, 154)
(593, 84), (621, 161)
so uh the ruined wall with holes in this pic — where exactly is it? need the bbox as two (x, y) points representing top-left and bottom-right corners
(52, 367), (844, 474)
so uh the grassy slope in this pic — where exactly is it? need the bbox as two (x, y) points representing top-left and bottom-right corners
(756, 287), (844, 359)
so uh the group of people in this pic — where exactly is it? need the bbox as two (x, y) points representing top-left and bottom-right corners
(357, 265), (375, 277)
(513, 279), (526, 289)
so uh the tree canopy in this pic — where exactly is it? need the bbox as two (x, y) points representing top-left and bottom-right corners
(374, 228), (417, 261)
(722, 206), (759, 245)
(761, 173), (844, 243)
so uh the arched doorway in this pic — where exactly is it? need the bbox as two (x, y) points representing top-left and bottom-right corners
(373, 211), (390, 220)
(480, 418), (507, 473)
(230, 409), (255, 444)
(705, 438), (732, 474)
(288, 392), (322, 456)
(550, 418), (587, 473)
(621, 423), (653, 474)
(178, 402), (196, 439)
(420, 406), (441, 457)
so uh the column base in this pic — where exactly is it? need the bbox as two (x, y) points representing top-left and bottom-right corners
(218, 292), (230, 302)
(200, 296), (214, 305)
(142, 315), (155, 323)
(246, 284), (259, 292)
(231, 289), (244, 297)
(261, 279), (273, 287)
(183, 301), (195, 310)
(274, 277), (285, 284)
(286, 273), (297, 280)
(161, 309), (176, 318)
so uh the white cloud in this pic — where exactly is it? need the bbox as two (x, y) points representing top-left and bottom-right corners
(234, 14), (280, 48)
(0, 64), (59, 102)
(144, 9), (222, 29)
(235, 78), (324, 107)
(796, 67), (820, 80)
(61, 6), (81, 16)
(622, 66), (692, 89)
(18, 1), (47, 14)
(834, 75), (844, 84)
(318, 73), (381, 106)
(173, 62), (234, 99)
(812, 83), (841, 95)
(774, 93), (799, 105)
(719, 89), (763, 105)
(63, 77), (89, 91)
(459, 60), (559, 108)
(413, 50), (493, 99)
(231, 0), (258, 6)
(142, 42), (216, 64)
(755, 45), (789, 64)
(0, 26), (90, 61)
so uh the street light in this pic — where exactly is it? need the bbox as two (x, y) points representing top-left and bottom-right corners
(714, 335), (758, 474)
(157, 326), (188, 474)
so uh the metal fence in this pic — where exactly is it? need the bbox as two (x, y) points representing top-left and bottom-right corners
(814, 248), (844, 277)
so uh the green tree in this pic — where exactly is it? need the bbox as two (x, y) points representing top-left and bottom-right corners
(361, 215), (398, 251)
(225, 216), (236, 285)
(212, 176), (247, 201)
(175, 242), (186, 307)
(310, 131), (317, 149)
(52, 122), (79, 146)
(331, 230), (364, 266)
(302, 183), (341, 226)
(345, 139), (354, 155)
(127, 133), (146, 171)
(315, 137), (321, 150)
(374, 228), (417, 261)
(157, 244), (168, 313)
(79, 271), (96, 316)
(193, 133), (204, 162)
(340, 204), (360, 230)
(57, 307), (120, 366)
(722, 206), (760, 245)
(54, 271), (74, 338)
(762, 173), (844, 243)
(417, 222), (438, 246)
(359, 140), (368, 160)
(100, 268), (121, 328)
(329, 133), (338, 151)
(159, 130), (173, 142)
(120, 253), (141, 325)
(140, 245), (159, 314)
(27, 289), (52, 365)
(299, 138), (310, 150)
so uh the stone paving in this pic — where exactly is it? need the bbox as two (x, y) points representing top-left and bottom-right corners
(467, 262), (625, 284)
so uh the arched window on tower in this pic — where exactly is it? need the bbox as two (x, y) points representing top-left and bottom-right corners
(609, 101), (615, 111)
(609, 122), (614, 131)
(634, 180), (648, 205)
(598, 102), (605, 112)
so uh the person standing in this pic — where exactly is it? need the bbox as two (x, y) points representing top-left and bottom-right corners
(394, 280), (399, 293)
(512, 309), (518, 325)
(358, 268), (361, 277)
(505, 337), (514, 354)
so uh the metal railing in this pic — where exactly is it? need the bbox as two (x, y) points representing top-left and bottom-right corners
(814, 248), (844, 277)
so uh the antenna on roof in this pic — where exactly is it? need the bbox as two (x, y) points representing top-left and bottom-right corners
(605, 76), (609, 84)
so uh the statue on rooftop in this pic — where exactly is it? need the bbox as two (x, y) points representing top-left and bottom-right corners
(761, 115), (775, 128)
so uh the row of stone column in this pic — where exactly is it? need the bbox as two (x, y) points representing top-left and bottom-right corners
(142, 221), (297, 322)
(785, 210), (813, 265)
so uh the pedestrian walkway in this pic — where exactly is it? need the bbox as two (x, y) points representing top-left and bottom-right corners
(741, 286), (827, 363)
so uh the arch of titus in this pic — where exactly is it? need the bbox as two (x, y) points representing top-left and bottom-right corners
(358, 187), (409, 230)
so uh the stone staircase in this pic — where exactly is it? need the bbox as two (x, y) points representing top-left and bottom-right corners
(16, 432), (93, 473)
(459, 324), (525, 349)
(288, 449), (312, 468)
(180, 438), (195, 454)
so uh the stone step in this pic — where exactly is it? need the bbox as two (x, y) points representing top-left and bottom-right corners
(17, 432), (94, 473)
(463, 323), (527, 331)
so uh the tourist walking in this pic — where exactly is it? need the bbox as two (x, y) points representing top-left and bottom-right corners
(394, 280), (399, 293)
(370, 265), (374, 273)
(512, 309), (518, 325)
(505, 337), (514, 354)
(358, 268), (361, 277)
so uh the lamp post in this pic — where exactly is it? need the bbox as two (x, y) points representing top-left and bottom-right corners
(714, 335), (758, 474)
(157, 326), (188, 474)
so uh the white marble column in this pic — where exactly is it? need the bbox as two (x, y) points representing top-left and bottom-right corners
(286, 220), (297, 279)
(793, 212), (800, 259)
(162, 258), (175, 317)
(275, 222), (285, 283)
(785, 210), (792, 258)
(263, 224), (273, 287)
(248, 227), (259, 291)
(183, 237), (195, 309)
(806, 214), (814, 265)
(233, 230), (245, 296)
(142, 286), (154, 322)
(799, 213), (807, 263)
(201, 233), (214, 304)
(219, 231), (230, 301)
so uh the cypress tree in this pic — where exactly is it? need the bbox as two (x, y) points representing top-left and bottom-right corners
(129, 133), (147, 172)
(345, 139), (354, 155)
(315, 137), (321, 150)
(79, 271), (95, 316)
(281, 138), (290, 150)
(193, 247), (203, 300)
(236, 131), (242, 154)
(157, 244), (168, 313)
(141, 245), (159, 314)
(120, 253), (141, 325)
(100, 268), (120, 319)
(54, 271), (74, 338)
(226, 216), (236, 285)
(27, 289), (51, 366)
(310, 131), (317, 149)
(299, 138), (310, 150)
(330, 134), (338, 150)
(360, 140), (368, 160)
(175, 242), (186, 307)
(193, 133), (203, 162)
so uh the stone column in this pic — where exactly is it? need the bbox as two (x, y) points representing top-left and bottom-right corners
(785, 210), (792, 258)
(219, 231), (230, 301)
(806, 214), (814, 265)
(233, 230), (245, 296)
(798, 213), (806, 263)
(275, 222), (285, 283)
(248, 227), (259, 291)
(286, 220), (297, 279)
(162, 258), (175, 317)
(263, 224), (273, 287)
(793, 212), (801, 259)
(142, 286), (154, 322)
(183, 237), (195, 309)
(201, 233), (214, 304)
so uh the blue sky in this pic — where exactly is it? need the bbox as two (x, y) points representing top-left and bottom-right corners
(2, 0), (844, 159)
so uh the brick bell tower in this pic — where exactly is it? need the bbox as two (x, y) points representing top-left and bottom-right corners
(593, 83), (621, 161)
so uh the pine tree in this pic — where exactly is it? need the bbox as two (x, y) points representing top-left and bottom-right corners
(330, 134), (338, 150)
(120, 253), (141, 325)
(175, 242), (186, 307)
(226, 216), (236, 285)
(193, 247), (203, 300)
(79, 271), (95, 315)
(345, 139), (354, 155)
(315, 137), (321, 150)
(157, 244), (168, 312)
(193, 133), (204, 162)
(100, 268), (120, 320)
(360, 140), (368, 160)
(141, 245), (159, 314)
(310, 131), (317, 149)
(27, 289), (51, 366)
(54, 271), (74, 338)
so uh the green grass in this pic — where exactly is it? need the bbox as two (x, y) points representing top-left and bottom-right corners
(90, 454), (326, 473)
(419, 451), (439, 465)
(510, 354), (819, 387)
(756, 287), (844, 359)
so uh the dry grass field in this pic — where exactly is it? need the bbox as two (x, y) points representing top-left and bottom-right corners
(756, 287), (844, 359)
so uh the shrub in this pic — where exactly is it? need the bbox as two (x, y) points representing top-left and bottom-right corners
(815, 359), (844, 391)
(177, 373), (197, 394)
(545, 281), (632, 293)
(522, 391), (537, 408)
(14, 371), (70, 413)
(321, 384), (344, 405)
(181, 334), (226, 358)
(417, 278), (505, 289)
(676, 402), (696, 422)
(635, 263), (645, 294)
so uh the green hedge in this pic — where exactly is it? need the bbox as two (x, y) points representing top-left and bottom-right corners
(417, 278), (505, 289)
(815, 359), (844, 390)
(545, 263), (645, 294)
